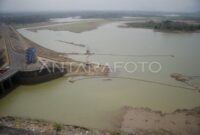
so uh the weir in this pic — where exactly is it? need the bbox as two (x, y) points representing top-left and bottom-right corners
(0, 69), (67, 98)
(0, 24), (106, 98)
(0, 24), (68, 98)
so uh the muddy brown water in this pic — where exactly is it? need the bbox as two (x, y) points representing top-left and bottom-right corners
(0, 21), (200, 130)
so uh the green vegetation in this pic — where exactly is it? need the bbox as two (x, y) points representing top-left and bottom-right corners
(1, 11), (199, 25)
(53, 123), (62, 131)
(111, 132), (121, 135)
(0, 15), (48, 24)
(29, 20), (109, 33)
(125, 20), (200, 32)
(124, 21), (157, 29)
(154, 20), (200, 31)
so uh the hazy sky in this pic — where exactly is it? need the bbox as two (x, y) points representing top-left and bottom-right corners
(0, 0), (199, 13)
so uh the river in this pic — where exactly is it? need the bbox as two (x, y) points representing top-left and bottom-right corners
(0, 21), (200, 130)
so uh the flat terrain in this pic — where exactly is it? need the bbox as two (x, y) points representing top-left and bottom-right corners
(121, 20), (200, 33)
(1, 106), (200, 135)
(120, 106), (200, 135)
(0, 117), (113, 135)
(0, 126), (51, 135)
(28, 20), (112, 33)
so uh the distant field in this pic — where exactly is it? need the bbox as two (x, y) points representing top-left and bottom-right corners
(121, 20), (200, 32)
(27, 20), (112, 33)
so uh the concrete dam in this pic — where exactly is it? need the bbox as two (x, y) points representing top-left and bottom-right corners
(0, 24), (67, 97)
(0, 24), (109, 98)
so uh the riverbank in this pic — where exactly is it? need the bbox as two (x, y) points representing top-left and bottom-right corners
(2, 18), (200, 134)
(28, 19), (112, 33)
(0, 116), (119, 135)
(120, 106), (200, 135)
(120, 20), (200, 33)
(18, 25), (110, 77)
(0, 23), (110, 99)
(1, 106), (200, 135)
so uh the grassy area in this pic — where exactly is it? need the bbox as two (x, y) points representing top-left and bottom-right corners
(111, 132), (121, 135)
(53, 123), (62, 131)
(28, 20), (111, 33)
(123, 20), (200, 32)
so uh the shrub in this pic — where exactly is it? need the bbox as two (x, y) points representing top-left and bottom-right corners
(53, 123), (62, 131)
(111, 132), (120, 135)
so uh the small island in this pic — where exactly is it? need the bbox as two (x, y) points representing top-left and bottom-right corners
(122, 20), (200, 32)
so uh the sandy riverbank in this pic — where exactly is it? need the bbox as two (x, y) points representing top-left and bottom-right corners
(9, 19), (200, 135)
(28, 20), (112, 33)
(1, 106), (200, 135)
(119, 106), (200, 135)
(0, 116), (114, 135)
(14, 21), (56, 29)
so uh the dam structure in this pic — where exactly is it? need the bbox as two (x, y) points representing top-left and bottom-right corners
(0, 24), (67, 97)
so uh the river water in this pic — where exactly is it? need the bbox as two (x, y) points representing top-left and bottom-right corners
(0, 21), (200, 130)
